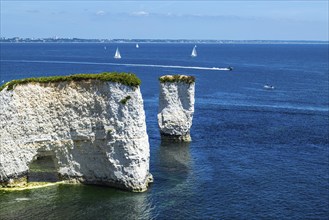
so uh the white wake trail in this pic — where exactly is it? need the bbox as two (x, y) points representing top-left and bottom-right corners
(1, 60), (231, 71)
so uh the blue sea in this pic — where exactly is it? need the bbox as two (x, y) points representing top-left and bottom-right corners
(0, 43), (328, 219)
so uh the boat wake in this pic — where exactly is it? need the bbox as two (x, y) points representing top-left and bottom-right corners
(1, 60), (231, 71)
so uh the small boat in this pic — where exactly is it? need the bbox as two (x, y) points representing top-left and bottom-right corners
(228, 66), (233, 71)
(136, 44), (139, 48)
(114, 47), (121, 59)
(264, 84), (275, 90)
(191, 45), (197, 57)
(104, 46), (107, 50)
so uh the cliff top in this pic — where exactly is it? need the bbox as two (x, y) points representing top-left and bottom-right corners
(159, 75), (195, 84)
(0, 72), (141, 91)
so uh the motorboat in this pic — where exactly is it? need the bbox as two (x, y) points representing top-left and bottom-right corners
(264, 84), (275, 90)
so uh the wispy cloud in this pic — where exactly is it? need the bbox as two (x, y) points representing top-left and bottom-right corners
(96, 10), (106, 16)
(92, 10), (282, 23)
(26, 9), (39, 13)
(51, 11), (66, 15)
(130, 11), (149, 16)
(127, 11), (244, 20)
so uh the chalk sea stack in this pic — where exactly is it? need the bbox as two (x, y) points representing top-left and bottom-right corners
(158, 75), (195, 142)
(0, 72), (152, 192)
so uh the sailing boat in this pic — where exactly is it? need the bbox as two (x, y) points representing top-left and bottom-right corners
(114, 47), (121, 59)
(136, 43), (139, 48)
(264, 84), (275, 90)
(191, 45), (197, 57)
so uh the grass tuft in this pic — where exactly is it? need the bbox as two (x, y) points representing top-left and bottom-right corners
(120, 95), (131, 105)
(0, 72), (141, 92)
(159, 75), (195, 84)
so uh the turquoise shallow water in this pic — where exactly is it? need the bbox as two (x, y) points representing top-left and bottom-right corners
(0, 43), (328, 219)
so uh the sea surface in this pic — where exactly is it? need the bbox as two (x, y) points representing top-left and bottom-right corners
(0, 43), (328, 219)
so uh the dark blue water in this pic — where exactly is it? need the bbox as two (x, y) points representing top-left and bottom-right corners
(0, 43), (328, 219)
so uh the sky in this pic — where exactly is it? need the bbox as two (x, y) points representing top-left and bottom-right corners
(1, 0), (328, 40)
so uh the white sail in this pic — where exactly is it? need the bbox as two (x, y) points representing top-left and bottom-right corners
(136, 43), (139, 48)
(114, 47), (121, 59)
(191, 45), (197, 57)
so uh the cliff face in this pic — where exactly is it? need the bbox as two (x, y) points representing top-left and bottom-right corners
(158, 75), (195, 141)
(0, 78), (152, 192)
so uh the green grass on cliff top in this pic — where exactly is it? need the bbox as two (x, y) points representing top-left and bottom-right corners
(159, 75), (195, 84)
(0, 72), (141, 91)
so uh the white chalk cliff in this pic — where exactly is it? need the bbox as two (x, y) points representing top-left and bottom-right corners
(0, 75), (152, 192)
(158, 75), (195, 141)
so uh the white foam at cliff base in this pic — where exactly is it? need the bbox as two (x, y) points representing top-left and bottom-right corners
(15, 198), (31, 201)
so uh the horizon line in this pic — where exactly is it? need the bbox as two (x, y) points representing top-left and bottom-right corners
(1, 37), (328, 42)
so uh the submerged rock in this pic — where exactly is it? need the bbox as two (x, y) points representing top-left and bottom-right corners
(158, 75), (195, 142)
(0, 73), (152, 192)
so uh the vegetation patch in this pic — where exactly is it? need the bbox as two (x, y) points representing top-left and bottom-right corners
(120, 95), (131, 104)
(159, 75), (195, 84)
(0, 72), (141, 92)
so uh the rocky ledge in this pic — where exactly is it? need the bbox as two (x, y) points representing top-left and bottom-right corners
(158, 75), (195, 142)
(0, 72), (152, 192)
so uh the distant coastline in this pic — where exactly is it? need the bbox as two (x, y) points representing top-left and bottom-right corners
(1, 37), (328, 44)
